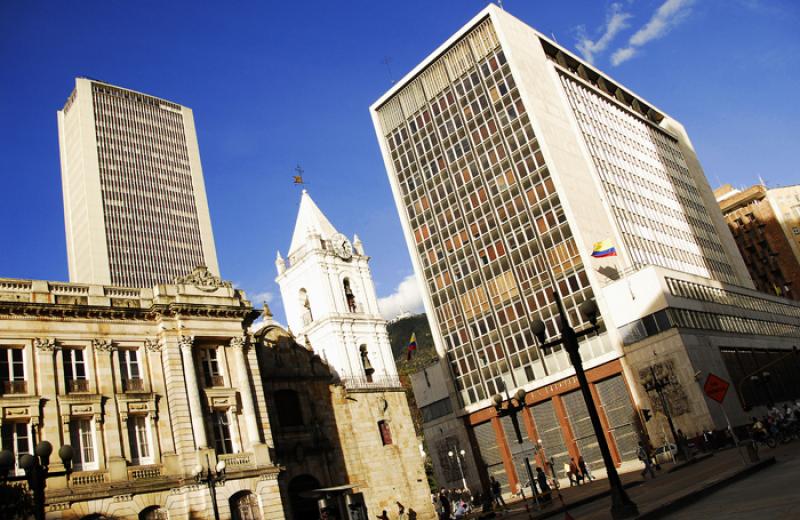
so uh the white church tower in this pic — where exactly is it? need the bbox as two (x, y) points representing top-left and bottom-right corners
(276, 190), (398, 384)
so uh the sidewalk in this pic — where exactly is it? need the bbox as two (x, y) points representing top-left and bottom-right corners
(492, 445), (784, 519)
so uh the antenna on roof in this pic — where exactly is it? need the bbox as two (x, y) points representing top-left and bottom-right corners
(497, 0), (504, 10)
(382, 56), (395, 84)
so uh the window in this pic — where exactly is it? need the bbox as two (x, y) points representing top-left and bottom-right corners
(70, 418), (97, 471)
(378, 420), (393, 446)
(359, 345), (374, 382)
(274, 389), (303, 428)
(1, 422), (31, 475)
(139, 506), (168, 520)
(343, 278), (357, 312)
(64, 348), (88, 393)
(0, 347), (25, 395)
(127, 415), (152, 465)
(299, 288), (312, 324)
(211, 411), (234, 454)
(199, 348), (223, 387)
(120, 349), (143, 392)
(230, 491), (262, 520)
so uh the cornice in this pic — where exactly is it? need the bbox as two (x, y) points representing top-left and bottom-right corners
(0, 301), (259, 324)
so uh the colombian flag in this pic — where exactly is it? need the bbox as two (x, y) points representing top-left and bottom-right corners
(591, 239), (617, 258)
(407, 333), (417, 360)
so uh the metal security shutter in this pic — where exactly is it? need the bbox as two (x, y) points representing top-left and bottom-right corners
(500, 415), (538, 491)
(530, 400), (569, 476)
(473, 421), (509, 493)
(562, 390), (603, 470)
(596, 375), (639, 462)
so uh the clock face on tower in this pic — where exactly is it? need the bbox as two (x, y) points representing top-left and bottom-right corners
(331, 233), (353, 260)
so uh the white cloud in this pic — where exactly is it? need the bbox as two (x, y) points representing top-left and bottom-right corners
(575, 3), (633, 64)
(612, 0), (695, 66)
(377, 274), (424, 320)
(249, 291), (274, 305)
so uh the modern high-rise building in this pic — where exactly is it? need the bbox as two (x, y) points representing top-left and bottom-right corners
(716, 183), (800, 300)
(372, 5), (800, 494)
(58, 78), (219, 288)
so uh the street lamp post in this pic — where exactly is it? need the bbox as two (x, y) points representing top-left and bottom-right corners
(0, 433), (74, 520)
(447, 448), (468, 491)
(750, 371), (773, 406)
(492, 386), (540, 511)
(531, 294), (638, 519)
(194, 455), (227, 520)
(643, 364), (689, 461)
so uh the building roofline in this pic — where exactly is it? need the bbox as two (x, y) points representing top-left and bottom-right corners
(61, 77), (187, 112)
(369, 4), (671, 122)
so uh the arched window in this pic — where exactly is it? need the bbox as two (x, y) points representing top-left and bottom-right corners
(343, 278), (357, 312)
(299, 289), (312, 324)
(230, 491), (262, 520)
(274, 389), (303, 428)
(139, 506), (168, 520)
(359, 345), (374, 383)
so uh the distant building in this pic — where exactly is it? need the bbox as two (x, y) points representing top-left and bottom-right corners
(371, 5), (799, 495)
(716, 183), (800, 300)
(58, 78), (219, 287)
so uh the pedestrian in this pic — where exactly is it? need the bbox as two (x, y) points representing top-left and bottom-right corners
(638, 441), (655, 478)
(536, 467), (551, 496)
(578, 455), (594, 481)
(490, 475), (507, 510)
(438, 488), (451, 520)
(568, 458), (582, 486)
(454, 499), (468, 519)
(397, 501), (406, 520)
(376, 510), (390, 520)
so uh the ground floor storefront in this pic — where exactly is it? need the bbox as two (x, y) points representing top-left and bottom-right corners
(466, 359), (640, 495)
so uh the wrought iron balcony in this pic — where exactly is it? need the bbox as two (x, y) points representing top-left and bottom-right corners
(68, 379), (90, 393)
(1, 380), (27, 395)
(341, 374), (402, 390)
(122, 377), (145, 392)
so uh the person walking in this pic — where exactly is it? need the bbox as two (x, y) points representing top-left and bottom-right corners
(437, 488), (452, 520)
(568, 458), (583, 486)
(490, 475), (507, 510)
(396, 501), (406, 520)
(638, 441), (656, 478)
(578, 455), (594, 481)
(376, 510), (390, 520)
(536, 467), (551, 501)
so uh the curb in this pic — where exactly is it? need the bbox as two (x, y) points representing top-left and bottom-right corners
(666, 452), (714, 474)
(519, 480), (644, 520)
(635, 456), (777, 519)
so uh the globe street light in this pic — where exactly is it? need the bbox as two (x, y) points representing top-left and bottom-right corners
(531, 294), (638, 519)
(0, 431), (74, 520)
(447, 448), (468, 491)
(194, 455), (226, 520)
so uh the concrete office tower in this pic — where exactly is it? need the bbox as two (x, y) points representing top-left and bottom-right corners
(58, 78), (219, 287)
(370, 5), (782, 494)
(716, 183), (800, 300)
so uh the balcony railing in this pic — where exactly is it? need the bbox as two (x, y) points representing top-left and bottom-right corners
(206, 374), (225, 388)
(128, 465), (162, 480)
(68, 379), (90, 393)
(71, 471), (107, 486)
(123, 378), (145, 392)
(2, 380), (27, 395)
(218, 452), (253, 469)
(341, 374), (402, 390)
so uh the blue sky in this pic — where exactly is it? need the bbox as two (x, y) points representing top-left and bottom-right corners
(1, 0), (798, 323)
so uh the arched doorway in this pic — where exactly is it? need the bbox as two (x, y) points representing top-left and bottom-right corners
(230, 491), (262, 520)
(139, 506), (168, 520)
(288, 474), (321, 520)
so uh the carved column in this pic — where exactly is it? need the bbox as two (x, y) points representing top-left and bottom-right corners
(229, 336), (261, 450)
(179, 336), (208, 449)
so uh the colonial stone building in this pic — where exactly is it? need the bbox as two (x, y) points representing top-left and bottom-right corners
(0, 268), (281, 519)
(0, 267), (433, 519)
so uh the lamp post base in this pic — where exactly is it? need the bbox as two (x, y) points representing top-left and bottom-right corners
(610, 495), (639, 519)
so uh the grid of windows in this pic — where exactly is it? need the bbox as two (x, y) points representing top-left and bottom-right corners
(559, 74), (736, 284)
(378, 20), (601, 405)
(91, 83), (206, 288)
(666, 277), (800, 319)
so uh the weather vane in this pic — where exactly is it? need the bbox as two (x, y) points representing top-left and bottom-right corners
(293, 164), (305, 186)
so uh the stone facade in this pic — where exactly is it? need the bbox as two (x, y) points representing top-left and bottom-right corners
(0, 270), (280, 519)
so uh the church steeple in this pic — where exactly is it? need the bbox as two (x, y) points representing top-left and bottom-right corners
(275, 190), (397, 383)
